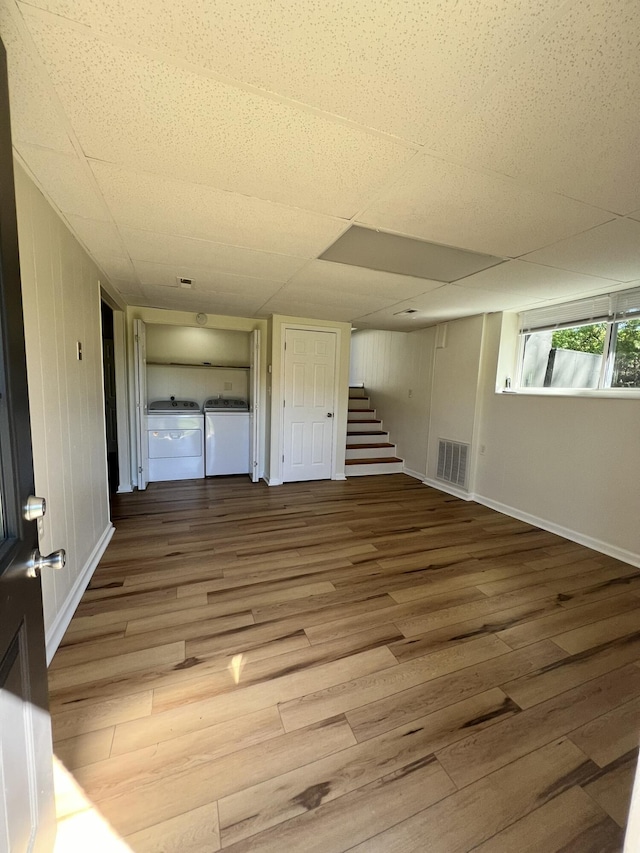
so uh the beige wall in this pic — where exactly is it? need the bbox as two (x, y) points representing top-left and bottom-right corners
(15, 163), (112, 662)
(474, 313), (640, 563)
(350, 311), (640, 565)
(426, 316), (484, 487)
(349, 327), (436, 477)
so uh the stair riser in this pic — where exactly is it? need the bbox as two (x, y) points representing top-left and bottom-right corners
(346, 431), (389, 443)
(347, 410), (377, 421)
(346, 461), (405, 476)
(347, 421), (383, 433)
(348, 387), (367, 398)
(347, 398), (371, 410)
(346, 446), (398, 460)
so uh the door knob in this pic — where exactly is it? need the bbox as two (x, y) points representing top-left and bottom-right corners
(27, 548), (66, 578)
(327, 412), (333, 418)
(24, 495), (46, 521)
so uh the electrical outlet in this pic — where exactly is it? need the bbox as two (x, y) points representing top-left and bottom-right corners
(224, 381), (232, 391)
(408, 389), (413, 398)
(479, 444), (486, 455)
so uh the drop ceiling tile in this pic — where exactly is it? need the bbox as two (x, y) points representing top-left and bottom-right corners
(285, 259), (442, 301)
(139, 283), (264, 316)
(0, 5), (73, 153)
(22, 7), (416, 217)
(358, 155), (611, 258)
(521, 219), (640, 282)
(19, 0), (561, 142)
(65, 215), (126, 258)
(256, 295), (381, 324)
(120, 228), (305, 283)
(133, 260), (284, 300)
(428, 1), (640, 213)
(353, 284), (535, 330)
(457, 260), (616, 300)
(16, 146), (111, 221)
(93, 255), (137, 283)
(90, 161), (347, 258)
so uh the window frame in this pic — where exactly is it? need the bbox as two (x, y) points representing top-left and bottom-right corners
(514, 288), (640, 396)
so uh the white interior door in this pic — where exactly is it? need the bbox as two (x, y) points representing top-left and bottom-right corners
(282, 328), (336, 482)
(133, 319), (148, 490)
(250, 328), (261, 483)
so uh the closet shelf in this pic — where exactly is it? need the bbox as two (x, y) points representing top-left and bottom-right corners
(147, 361), (250, 370)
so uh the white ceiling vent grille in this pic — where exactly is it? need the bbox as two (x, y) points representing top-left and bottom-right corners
(437, 440), (469, 489)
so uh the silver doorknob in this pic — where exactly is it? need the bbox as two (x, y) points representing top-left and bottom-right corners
(27, 548), (66, 578)
(24, 495), (46, 521)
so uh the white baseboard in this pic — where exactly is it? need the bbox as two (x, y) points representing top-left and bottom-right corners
(46, 523), (115, 665)
(265, 476), (282, 486)
(474, 493), (640, 569)
(117, 484), (133, 493)
(403, 467), (426, 482)
(422, 477), (474, 502)
(333, 473), (347, 481)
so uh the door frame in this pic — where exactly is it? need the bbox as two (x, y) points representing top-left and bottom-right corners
(272, 322), (346, 486)
(99, 287), (131, 493)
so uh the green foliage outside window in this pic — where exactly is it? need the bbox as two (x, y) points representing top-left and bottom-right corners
(551, 319), (640, 386)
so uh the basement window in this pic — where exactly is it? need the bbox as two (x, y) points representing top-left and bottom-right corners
(517, 287), (640, 391)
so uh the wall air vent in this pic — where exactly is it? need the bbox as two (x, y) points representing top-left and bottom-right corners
(177, 276), (194, 288)
(437, 440), (469, 489)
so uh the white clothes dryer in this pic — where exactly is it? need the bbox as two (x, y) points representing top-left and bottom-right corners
(203, 397), (250, 476)
(147, 398), (204, 482)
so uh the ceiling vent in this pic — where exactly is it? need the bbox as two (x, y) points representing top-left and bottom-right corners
(437, 440), (469, 489)
(393, 308), (419, 315)
(177, 276), (194, 289)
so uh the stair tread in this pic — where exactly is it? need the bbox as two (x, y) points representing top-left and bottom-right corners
(347, 419), (381, 423)
(348, 408), (375, 412)
(345, 456), (403, 465)
(347, 430), (387, 435)
(346, 442), (394, 449)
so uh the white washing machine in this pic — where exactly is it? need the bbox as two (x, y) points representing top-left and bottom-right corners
(147, 398), (204, 482)
(204, 397), (250, 476)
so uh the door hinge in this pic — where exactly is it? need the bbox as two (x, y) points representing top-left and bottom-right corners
(283, 400), (286, 407)
(282, 454), (284, 462)
(138, 466), (143, 474)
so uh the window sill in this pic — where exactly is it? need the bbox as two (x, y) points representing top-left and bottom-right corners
(497, 387), (640, 400)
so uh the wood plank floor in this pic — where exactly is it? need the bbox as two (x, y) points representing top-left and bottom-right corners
(48, 474), (640, 852)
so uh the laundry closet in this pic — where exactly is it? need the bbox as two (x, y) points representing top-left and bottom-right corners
(133, 320), (260, 487)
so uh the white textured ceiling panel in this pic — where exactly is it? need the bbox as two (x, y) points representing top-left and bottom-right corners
(522, 219), (640, 283)
(133, 260), (284, 301)
(429, 1), (640, 213)
(256, 294), (390, 324)
(18, 0), (562, 143)
(457, 260), (618, 300)
(16, 145), (111, 221)
(0, 5), (73, 153)
(353, 284), (537, 330)
(285, 260), (442, 301)
(64, 215), (126, 258)
(22, 7), (416, 218)
(120, 228), (306, 284)
(92, 255), (137, 283)
(358, 155), (612, 258)
(137, 284), (265, 316)
(90, 161), (347, 258)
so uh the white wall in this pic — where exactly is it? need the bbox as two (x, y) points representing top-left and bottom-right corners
(350, 310), (640, 565)
(349, 327), (435, 478)
(475, 313), (640, 563)
(426, 316), (484, 486)
(15, 163), (112, 662)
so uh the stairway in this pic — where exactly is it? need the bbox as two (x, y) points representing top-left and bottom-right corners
(345, 387), (404, 476)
